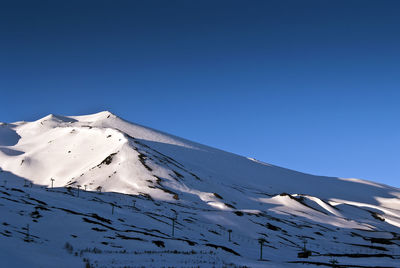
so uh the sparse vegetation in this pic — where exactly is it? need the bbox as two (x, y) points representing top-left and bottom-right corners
(64, 242), (74, 254)
(99, 153), (117, 166)
(329, 258), (339, 267)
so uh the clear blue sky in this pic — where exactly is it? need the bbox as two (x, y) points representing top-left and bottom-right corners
(1, 1), (399, 187)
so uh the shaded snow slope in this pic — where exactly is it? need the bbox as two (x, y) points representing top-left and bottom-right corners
(0, 111), (399, 267)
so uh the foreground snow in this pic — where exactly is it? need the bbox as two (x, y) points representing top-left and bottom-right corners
(0, 111), (399, 267)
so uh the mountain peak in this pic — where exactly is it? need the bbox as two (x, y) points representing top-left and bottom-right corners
(66, 110), (116, 122)
(0, 112), (399, 267)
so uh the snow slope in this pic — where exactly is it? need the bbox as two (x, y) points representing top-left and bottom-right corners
(0, 111), (399, 267)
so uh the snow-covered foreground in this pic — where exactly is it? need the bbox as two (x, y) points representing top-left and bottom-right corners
(0, 111), (399, 267)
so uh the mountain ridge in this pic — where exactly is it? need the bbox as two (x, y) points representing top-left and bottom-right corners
(0, 111), (399, 267)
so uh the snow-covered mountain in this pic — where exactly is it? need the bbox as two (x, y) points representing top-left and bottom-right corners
(0, 111), (399, 267)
